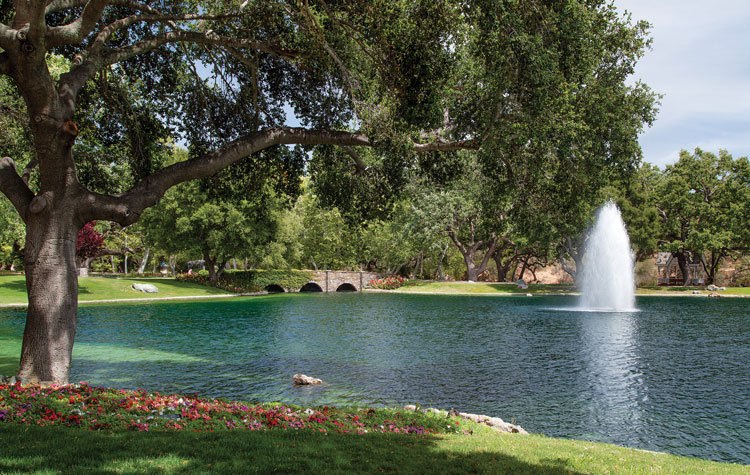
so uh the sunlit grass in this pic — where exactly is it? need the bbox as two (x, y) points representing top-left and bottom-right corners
(0, 275), (231, 306)
(396, 281), (575, 294)
(390, 280), (750, 297)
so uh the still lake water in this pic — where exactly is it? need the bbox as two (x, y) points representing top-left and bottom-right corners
(0, 293), (748, 463)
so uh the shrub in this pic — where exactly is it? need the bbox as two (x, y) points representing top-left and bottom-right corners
(177, 269), (313, 293)
(367, 276), (406, 290)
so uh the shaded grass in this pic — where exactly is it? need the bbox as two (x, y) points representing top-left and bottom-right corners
(0, 275), (232, 306)
(0, 420), (745, 474)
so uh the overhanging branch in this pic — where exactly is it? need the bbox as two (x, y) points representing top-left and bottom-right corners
(44, 0), (110, 47)
(77, 126), (482, 226)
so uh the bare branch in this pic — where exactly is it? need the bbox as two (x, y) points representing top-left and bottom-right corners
(0, 157), (35, 222)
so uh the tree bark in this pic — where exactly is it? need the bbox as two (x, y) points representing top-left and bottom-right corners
(675, 252), (691, 286)
(18, 203), (79, 383)
(137, 247), (149, 274)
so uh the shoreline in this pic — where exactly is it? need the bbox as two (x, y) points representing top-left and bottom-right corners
(1, 289), (748, 308)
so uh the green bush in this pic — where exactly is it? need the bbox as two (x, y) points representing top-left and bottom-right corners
(178, 269), (313, 293)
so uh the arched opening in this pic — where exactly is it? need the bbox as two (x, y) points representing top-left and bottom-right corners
(336, 283), (357, 292)
(299, 282), (323, 292)
(265, 284), (285, 293)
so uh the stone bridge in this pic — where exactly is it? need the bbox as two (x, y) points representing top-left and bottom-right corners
(266, 271), (384, 293)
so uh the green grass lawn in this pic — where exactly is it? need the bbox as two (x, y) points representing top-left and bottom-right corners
(398, 281), (575, 294)
(0, 413), (745, 474)
(0, 274), (231, 306)
(392, 280), (750, 296)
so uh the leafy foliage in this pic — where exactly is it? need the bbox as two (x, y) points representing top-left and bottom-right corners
(75, 222), (105, 260)
(178, 269), (313, 293)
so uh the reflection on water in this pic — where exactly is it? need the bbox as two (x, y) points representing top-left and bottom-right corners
(0, 293), (748, 464)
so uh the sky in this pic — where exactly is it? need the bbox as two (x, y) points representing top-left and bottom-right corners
(615, 0), (750, 167)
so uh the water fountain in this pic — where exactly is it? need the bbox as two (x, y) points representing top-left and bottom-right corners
(579, 201), (636, 311)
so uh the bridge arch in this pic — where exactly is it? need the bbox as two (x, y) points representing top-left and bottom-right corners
(264, 284), (285, 293)
(300, 282), (323, 292)
(336, 283), (357, 292)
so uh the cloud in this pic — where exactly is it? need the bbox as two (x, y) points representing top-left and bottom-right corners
(617, 0), (750, 166)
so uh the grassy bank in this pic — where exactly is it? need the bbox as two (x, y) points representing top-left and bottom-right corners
(0, 383), (744, 474)
(392, 280), (750, 296)
(0, 275), (231, 306)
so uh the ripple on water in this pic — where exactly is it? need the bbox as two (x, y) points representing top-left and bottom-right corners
(0, 293), (748, 464)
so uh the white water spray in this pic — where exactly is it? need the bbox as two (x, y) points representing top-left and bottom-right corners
(579, 202), (636, 312)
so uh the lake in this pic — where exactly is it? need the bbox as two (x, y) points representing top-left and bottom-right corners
(0, 293), (748, 464)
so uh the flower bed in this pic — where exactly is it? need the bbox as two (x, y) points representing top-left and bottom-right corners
(0, 382), (468, 435)
(368, 276), (406, 290)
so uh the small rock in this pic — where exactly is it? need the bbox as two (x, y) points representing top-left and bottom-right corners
(447, 408), (460, 417)
(292, 373), (323, 385)
(403, 405), (417, 411)
(706, 284), (719, 291)
(719, 286), (726, 291)
(8, 376), (16, 385)
(707, 292), (721, 298)
(526, 293), (533, 297)
(132, 283), (159, 293)
(692, 290), (701, 294)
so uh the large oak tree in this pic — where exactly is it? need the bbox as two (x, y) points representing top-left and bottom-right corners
(0, 0), (656, 382)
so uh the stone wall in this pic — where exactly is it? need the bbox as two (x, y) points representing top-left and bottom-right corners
(304, 271), (383, 292)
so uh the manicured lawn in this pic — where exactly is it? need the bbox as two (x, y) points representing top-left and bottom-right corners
(397, 281), (575, 294)
(0, 383), (744, 474)
(390, 280), (750, 297)
(637, 286), (750, 296)
(0, 274), (231, 306)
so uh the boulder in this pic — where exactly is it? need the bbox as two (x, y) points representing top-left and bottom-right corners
(706, 284), (719, 291)
(515, 279), (527, 289)
(707, 292), (721, 298)
(132, 283), (159, 293)
(292, 374), (323, 385)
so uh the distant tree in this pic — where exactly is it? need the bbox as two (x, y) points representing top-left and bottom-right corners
(656, 149), (749, 284)
(75, 221), (104, 269)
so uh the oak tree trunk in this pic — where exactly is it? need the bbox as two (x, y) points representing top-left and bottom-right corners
(18, 201), (80, 383)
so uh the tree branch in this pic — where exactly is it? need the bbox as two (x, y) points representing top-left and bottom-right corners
(44, 0), (110, 47)
(0, 157), (35, 222)
(0, 23), (19, 51)
(77, 127), (371, 225)
(412, 139), (478, 152)
(45, 0), (155, 15)
(342, 146), (369, 174)
(59, 28), (299, 105)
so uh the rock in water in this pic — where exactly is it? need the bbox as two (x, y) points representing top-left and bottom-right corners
(132, 283), (159, 293)
(292, 374), (323, 385)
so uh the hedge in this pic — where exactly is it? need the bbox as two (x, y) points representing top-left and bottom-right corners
(177, 269), (314, 293)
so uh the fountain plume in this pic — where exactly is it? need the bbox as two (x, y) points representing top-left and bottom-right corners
(579, 201), (636, 311)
